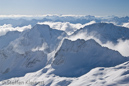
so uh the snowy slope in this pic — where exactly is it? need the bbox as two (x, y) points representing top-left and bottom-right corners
(69, 61), (129, 86)
(1, 61), (129, 86)
(0, 24), (66, 81)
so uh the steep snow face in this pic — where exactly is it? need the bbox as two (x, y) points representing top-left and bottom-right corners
(70, 23), (129, 43)
(0, 24), (66, 80)
(52, 39), (128, 77)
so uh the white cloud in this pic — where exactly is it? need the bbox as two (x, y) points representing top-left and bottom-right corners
(83, 21), (96, 26)
(103, 39), (129, 57)
(122, 22), (129, 28)
(0, 24), (31, 36)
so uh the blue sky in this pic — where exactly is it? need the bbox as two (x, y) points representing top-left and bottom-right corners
(0, 0), (129, 16)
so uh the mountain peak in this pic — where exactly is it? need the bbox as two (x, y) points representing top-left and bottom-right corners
(32, 24), (51, 32)
(72, 23), (129, 43)
(83, 23), (114, 28)
(34, 24), (50, 29)
(52, 39), (128, 77)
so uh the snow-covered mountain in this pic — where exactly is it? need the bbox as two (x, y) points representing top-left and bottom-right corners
(70, 23), (129, 43)
(69, 23), (129, 57)
(52, 39), (128, 77)
(0, 24), (66, 80)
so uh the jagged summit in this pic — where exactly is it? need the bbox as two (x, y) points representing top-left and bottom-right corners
(30, 24), (66, 39)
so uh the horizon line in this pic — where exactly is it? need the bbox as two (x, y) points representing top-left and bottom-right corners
(0, 14), (128, 18)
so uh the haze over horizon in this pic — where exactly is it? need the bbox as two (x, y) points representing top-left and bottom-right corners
(0, 0), (129, 16)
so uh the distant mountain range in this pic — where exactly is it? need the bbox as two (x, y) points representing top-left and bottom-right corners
(0, 15), (129, 27)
